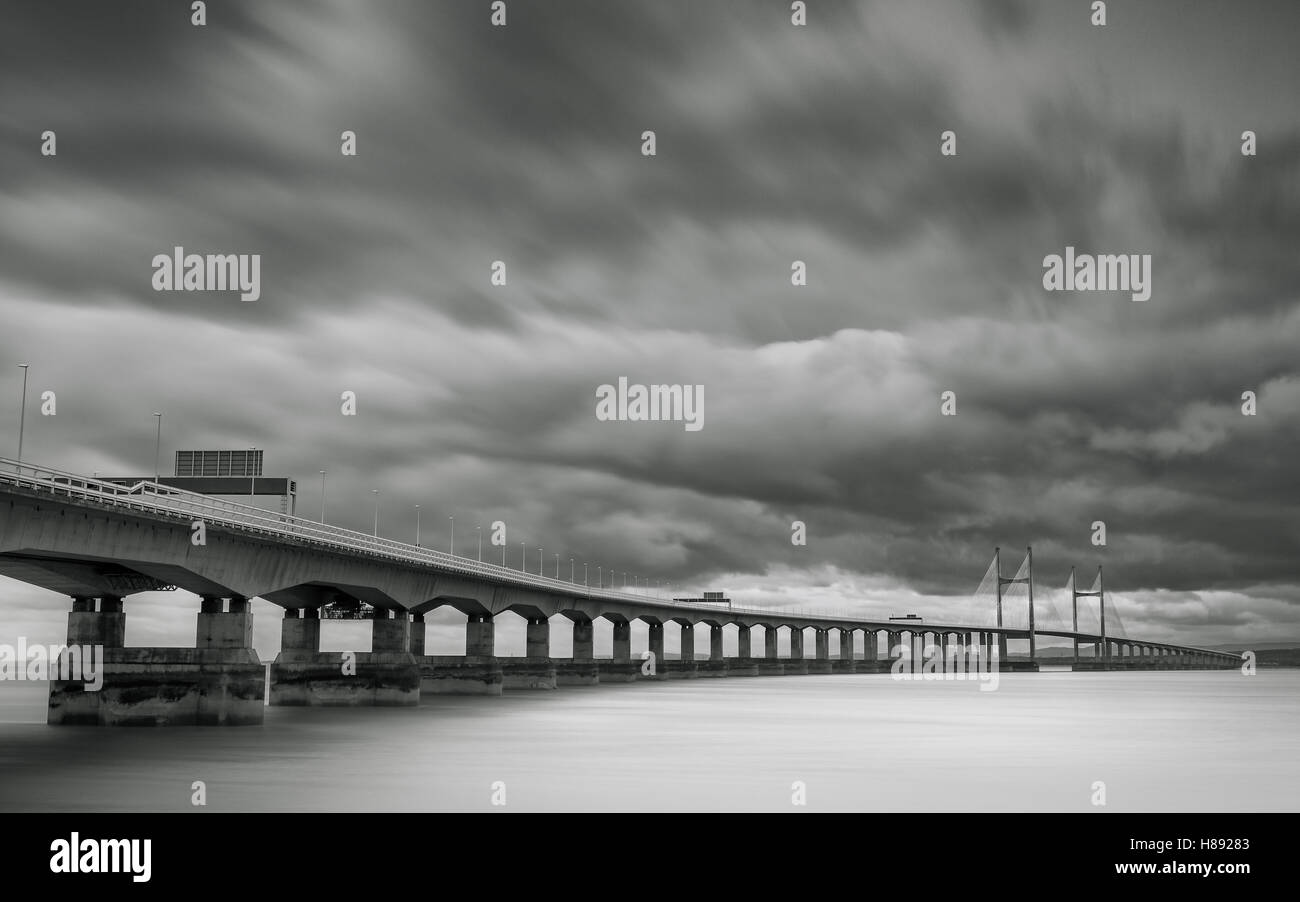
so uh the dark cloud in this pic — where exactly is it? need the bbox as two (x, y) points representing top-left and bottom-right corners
(0, 0), (1297, 649)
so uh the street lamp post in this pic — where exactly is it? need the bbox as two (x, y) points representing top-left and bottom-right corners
(415, 505), (421, 547)
(319, 470), (327, 522)
(449, 516), (454, 555)
(372, 489), (380, 536)
(477, 525), (482, 561)
(248, 446), (257, 503)
(583, 563), (588, 586)
(598, 566), (602, 588)
(520, 542), (525, 571)
(538, 547), (543, 575)
(555, 553), (559, 579)
(152, 412), (163, 482)
(570, 558), (574, 582)
(15, 364), (30, 465)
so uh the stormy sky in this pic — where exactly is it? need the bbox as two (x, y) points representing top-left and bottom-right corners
(1, 0), (1297, 654)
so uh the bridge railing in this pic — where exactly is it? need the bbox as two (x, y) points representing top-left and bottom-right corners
(0, 457), (679, 606)
(0, 459), (1241, 655)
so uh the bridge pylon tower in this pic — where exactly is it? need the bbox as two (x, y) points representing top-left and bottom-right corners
(1072, 565), (1105, 664)
(994, 546), (1035, 661)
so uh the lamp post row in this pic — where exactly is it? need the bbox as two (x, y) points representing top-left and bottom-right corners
(11, 365), (664, 595)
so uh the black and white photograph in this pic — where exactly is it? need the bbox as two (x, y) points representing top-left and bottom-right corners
(0, 0), (1295, 882)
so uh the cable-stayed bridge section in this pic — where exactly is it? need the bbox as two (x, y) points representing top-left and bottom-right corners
(0, 460), (1240, 726)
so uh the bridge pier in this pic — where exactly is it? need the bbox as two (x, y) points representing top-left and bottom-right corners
(807, 629), (832, 674)
(641, 622), (669, 680)
(833, 627), (856, 673)
(695, 624), (728, 677)
(598, 620), (639, 682)
(861, 629), (888, 672)
(785, 628), (808, 674)
(729, 625), (760, 675)
(500, 618), (556, 689)
(758, 626), (784, 675)
(272, 607), (419, 706)
(51, 594), (264, 726)
(419, 613), (504, 695)
(665, 622), (698, 679)
(557, 618), (599, 685)
(409, 612), (426, 656)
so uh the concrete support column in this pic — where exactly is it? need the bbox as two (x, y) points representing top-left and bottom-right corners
(864, 630), (877, 663)
(372, 608), (411, 653)
(280, 607), (321, 654)
(763, 627), (778, 659)
(526, 618), (550, 657)
(611, 621), (631, 662)
(466, 614), (495, 657)
(409, 612), (426, 656)
(839, 629), (855, 661)
(710, 624), (724, 660)
(789, 628), (804, 660)
(55, 593), (266, 726)
(68, 595), (125, 648)
(814, 629), (830, 660)
(679, 623), (695, 662)
(572, 619), (594, 660)
(997, 632), (1009, 662)
(648, 623), (665, 667)
(197, 594), (254, 649)
(737, 625), (751, 658)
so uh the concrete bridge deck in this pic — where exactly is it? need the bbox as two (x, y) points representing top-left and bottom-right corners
(0, 460), (1240, 724)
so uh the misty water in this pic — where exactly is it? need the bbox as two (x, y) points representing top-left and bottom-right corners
(0, 670), (1296, 812)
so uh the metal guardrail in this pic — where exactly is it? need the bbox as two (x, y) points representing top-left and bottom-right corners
(0, 457), (686, 606)
(0, 457), (1234, 656)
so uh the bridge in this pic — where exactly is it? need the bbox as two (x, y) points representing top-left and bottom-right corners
(0, 459), (1240, 725)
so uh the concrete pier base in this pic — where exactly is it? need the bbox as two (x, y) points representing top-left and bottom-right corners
(831, 660), (858, 674)
(856, 660), (895, 674)
(997, 660), (1040, 673)
(555, 658), (600, 685)
(806, 660), (834, 674)
(270, 652), (421, 706)
(595, 659), (640, 682)
(418, 655), (503, 695)
(725, 658), (761, 676)
(783, 659), (809, 675)
(663, 660), (699, 679)
(757, 660), (785, 676)
(694, 660), (729, 678)
(501, 656), (558, 690)
(49, 648), (265, 726)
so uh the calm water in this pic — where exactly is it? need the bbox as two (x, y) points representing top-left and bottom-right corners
(0, 670), (1296, 812)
